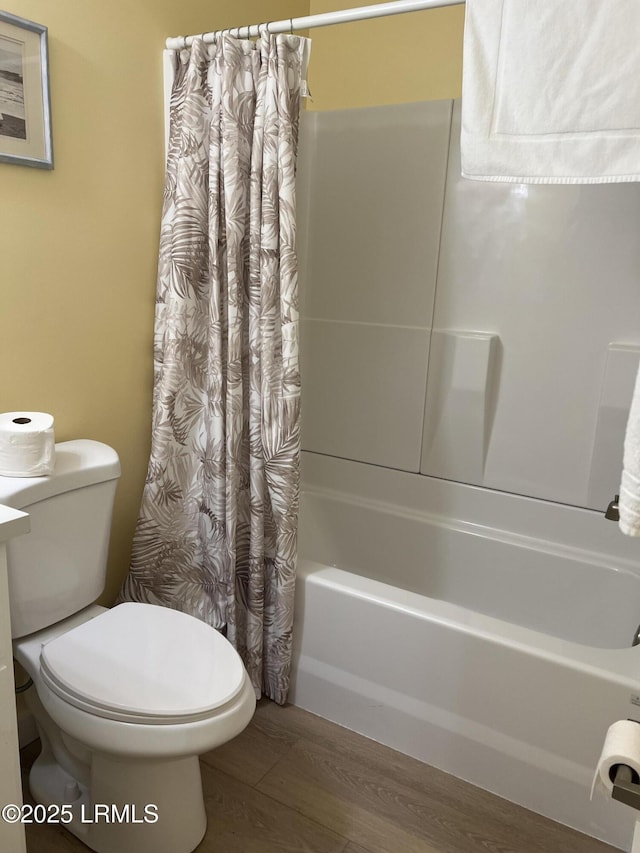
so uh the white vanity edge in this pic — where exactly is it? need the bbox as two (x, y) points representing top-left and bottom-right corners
(0, 502), (29, 853)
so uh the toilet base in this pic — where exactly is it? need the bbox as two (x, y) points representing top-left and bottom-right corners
(29, 736), (207, 853)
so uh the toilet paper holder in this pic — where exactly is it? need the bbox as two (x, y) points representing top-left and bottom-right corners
(608, 718), (640, 811)
(612, 764), (640, 810)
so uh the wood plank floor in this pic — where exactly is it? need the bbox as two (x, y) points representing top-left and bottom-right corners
(20, 699), (619, 852)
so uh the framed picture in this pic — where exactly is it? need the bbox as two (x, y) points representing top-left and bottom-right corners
(0, 10), (52, 169)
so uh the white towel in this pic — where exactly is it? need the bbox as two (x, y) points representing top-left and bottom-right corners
(620, 366), (640, 536)
(461, 0), (640, 184)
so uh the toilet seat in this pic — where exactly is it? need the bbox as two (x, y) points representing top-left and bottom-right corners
(39, 602), (246, 725)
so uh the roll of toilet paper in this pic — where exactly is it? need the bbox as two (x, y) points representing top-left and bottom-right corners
(591, 719), (640, 800)
(0, 412), (55, 477)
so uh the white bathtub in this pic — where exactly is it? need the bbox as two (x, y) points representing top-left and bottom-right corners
(290, 453), (640, 850)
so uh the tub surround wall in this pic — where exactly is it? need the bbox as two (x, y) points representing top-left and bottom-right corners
(298, 99), (640, 512)
(422, 330), (500, 485)
(433, 102), (640, 509)
(298, 100), (451, 471)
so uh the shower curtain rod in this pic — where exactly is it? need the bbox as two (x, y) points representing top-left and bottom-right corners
(166, 0), (464, 50)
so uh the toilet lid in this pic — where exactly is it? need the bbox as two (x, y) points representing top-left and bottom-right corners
(39, 602), (246, 724)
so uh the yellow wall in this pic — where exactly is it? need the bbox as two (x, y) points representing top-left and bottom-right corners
(0, 0), (307, 605)
(307, 0), (464, 110)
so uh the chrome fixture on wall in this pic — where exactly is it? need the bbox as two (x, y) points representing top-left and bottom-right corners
(605, 495), (620, 522)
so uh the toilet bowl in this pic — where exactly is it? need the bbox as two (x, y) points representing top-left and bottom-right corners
(4, 441), (257, 853)
(14, 603), (256, 853)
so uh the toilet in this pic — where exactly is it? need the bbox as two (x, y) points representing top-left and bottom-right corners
(4, 439), (256, 853)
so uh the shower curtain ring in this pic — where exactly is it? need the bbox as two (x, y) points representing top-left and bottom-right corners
(182, 36), (188, 49)
(290, 18), (294, 34)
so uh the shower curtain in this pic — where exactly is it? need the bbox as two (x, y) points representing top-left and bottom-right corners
(119, 32), (310, 704)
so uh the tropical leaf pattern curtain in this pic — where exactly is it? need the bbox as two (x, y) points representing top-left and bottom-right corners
(119, 32), (309, 704)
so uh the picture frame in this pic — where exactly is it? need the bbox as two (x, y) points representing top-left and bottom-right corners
(0, 10), (52, 169)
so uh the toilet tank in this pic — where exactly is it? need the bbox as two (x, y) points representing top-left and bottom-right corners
(0, 440), (121, 638)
